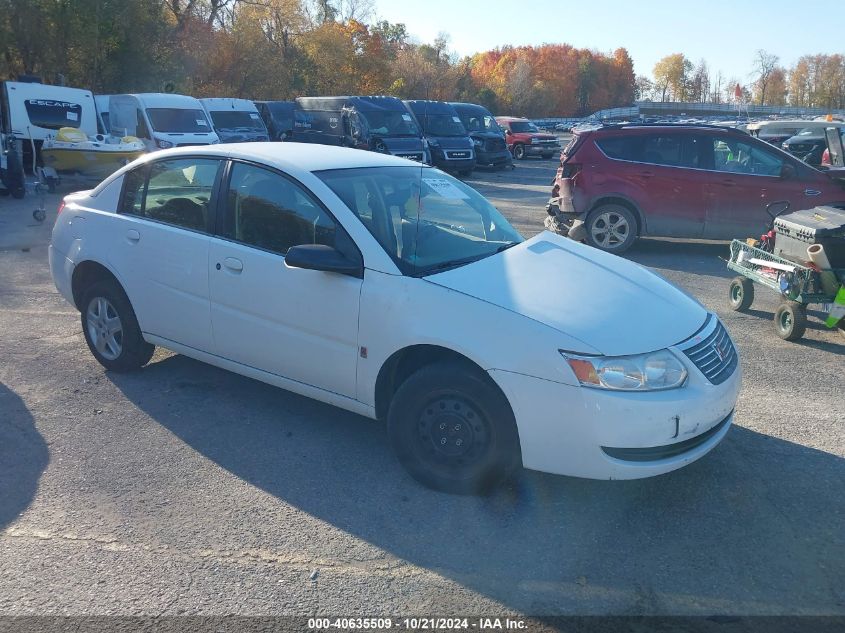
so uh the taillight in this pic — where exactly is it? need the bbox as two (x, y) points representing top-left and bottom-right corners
(57, 200), (66, 215)
(561, 163), (582, 178)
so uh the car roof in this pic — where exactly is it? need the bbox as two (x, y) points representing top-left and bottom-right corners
(147, 142), (422, 172)
(584, 123), (748, 135)
(495, 116), (528, 122)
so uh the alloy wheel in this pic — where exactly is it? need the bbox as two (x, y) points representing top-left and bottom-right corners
(590, 211), (630, 249)
(86, 296), (124, 361)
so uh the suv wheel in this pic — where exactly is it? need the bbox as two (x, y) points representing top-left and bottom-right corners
(585, 204), (637, 253)
(80, 279), (155, 372)
(387, 362), (521, 494)
(513, 144), (526, 160)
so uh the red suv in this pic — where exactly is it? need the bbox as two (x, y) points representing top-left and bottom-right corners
(549, 124), (845, 252)
(496, 116), (560, 160)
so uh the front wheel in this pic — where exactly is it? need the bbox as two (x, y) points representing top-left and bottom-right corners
(512, 144), (526, 160)
(80, 279), (155, 371)
(728, 277), (754, 311)
(774, 301), (807, 341)
(585, 204), (638, 253)
(387, 362), (521, 494)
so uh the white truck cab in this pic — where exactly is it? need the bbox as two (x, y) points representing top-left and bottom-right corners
(108, 93), (219, 151)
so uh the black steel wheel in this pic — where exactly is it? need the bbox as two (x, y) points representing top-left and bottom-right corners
(774, 301), (807, 341)
(728, 276), (754, 311)
(387, 362), (521, 494)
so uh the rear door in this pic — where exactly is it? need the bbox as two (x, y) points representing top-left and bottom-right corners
(109, 156), (222, 351)
(208, 160), (362, 398)
(596, 133), (707, 237)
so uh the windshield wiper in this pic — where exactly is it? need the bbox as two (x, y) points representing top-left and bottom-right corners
(496, 241), (520, 253)
(417, 243), (519, 277)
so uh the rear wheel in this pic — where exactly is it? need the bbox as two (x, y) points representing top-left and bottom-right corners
(513, 144), (526, 160)
(80, 279), (154, 371)
(585, 203), (638, 253)
(387, 362), (521, 495)
(773, 301), (807, 341)
(728, 277), (755, 311)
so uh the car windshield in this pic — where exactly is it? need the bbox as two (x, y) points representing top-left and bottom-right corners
(360, 110), (420, 137)
(317, 166), (523, 276)
(509, 121), (540, 133)
(208, 110), (265, 131)
(146, 108), (211, 133)
(417, 113), (466, 137)
(458, 111), (502, 134)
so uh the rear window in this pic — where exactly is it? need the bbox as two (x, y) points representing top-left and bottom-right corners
(24, 99), (83, 130)
(595, 136), (638, 160)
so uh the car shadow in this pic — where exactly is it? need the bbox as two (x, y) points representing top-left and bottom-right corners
(108, 355), (845, 614)
(0, 382), (49, 529)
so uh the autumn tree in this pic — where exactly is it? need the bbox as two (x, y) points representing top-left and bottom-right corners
(653, 53), (690, 102)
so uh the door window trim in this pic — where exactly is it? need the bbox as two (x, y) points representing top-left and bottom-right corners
(211, 158), (364, 265)
(117, 154), (226, 235)
(592, 134), (799, 179)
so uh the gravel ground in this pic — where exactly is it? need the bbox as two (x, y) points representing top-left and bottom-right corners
(0, 160), (843, 617)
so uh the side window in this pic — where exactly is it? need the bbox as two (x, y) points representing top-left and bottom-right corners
(136, 109), (150, 139)
(596, 137), (638, 161)
(639, 134), (702, 169)
(712, 136), (783, 176)
(121, 158), (218, 231)
(119, 166), (148, 215)
(222, 162), (338, 255)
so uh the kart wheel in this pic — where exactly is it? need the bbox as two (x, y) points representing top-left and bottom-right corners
(774, 301), (807, 341)
(728, 277), (754, 311)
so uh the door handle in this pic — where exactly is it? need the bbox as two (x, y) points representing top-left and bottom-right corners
(126, 229), (140, 242)
(721, 179), (736, 187)
(804, 189), (821, 196)
(222, 257), (243, 272)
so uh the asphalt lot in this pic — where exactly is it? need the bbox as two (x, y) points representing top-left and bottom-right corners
(0, 159), (843, 617)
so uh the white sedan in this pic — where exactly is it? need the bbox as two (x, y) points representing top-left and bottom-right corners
(49, 143), (741, 494)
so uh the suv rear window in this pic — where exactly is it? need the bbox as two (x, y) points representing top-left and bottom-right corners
(595, 136), (638, 160)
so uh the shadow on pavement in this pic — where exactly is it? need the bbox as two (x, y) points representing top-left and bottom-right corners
(0, 383), (49, 529)
(109, 355), (845, 613)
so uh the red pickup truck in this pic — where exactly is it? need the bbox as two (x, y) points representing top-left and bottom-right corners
(495, 116), (560, 160)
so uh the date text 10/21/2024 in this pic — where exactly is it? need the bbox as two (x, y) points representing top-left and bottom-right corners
(308, 618), (528, 630)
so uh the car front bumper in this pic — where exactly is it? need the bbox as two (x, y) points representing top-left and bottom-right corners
(475, 149), (512, 167)
(522, 144), (560, 156)
(489, 356), (741, 480)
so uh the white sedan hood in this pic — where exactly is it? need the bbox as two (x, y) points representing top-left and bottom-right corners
(426, 232), (707, 356)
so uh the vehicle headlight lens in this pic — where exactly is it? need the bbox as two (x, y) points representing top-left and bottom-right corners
(530, 137), (537, 144)
(156, 139), (173, 149)
(472, 138), (482, 147)
(561, 349), (687, 391)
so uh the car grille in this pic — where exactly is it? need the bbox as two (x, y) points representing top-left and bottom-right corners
(535, 139), (558, 146)
(786, 143), (814, 153)
(677, 316), (738, 385)
(445, 150), (472, 159)
(395, 152), (424, 162)
(176, 142), (210, 147)
(485, 138), (506, 152)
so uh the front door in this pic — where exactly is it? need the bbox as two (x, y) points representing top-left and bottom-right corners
(108, 157), (221, 351)
(208, 161), (362, 398)
(702, 134), (800, 239)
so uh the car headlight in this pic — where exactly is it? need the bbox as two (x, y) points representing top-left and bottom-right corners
(530, 137), (537, 144)
(156, 139), (173, 149)
(561, 349), (688, 391)
(428, 138), (440, 147)
(472, 138), (482, 147)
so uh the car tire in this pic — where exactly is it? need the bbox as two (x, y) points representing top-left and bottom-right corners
(728, 277), (754, 311)
(585, 203), (638, 253)
(513, 144), (526, 160)
(80, 279), (154, 372)
(387, 361), (521, 495)
(773, 301), (807, 341)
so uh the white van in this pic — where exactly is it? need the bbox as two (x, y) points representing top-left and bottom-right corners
(199, 98), (269, 143)
(109, 93), (219, 151)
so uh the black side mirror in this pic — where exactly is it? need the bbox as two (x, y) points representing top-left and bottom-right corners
(285, 244), (363, 279)
(780, 164), (796, 180)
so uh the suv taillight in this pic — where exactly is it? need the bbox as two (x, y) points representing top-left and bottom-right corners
(57, 200), (66, 215)
(561, 163), (582, 178)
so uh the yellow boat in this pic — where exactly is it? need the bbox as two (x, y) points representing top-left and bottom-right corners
(41, 127), (145, 179)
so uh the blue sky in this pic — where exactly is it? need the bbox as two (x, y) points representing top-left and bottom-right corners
(373, 0), (843, 82)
